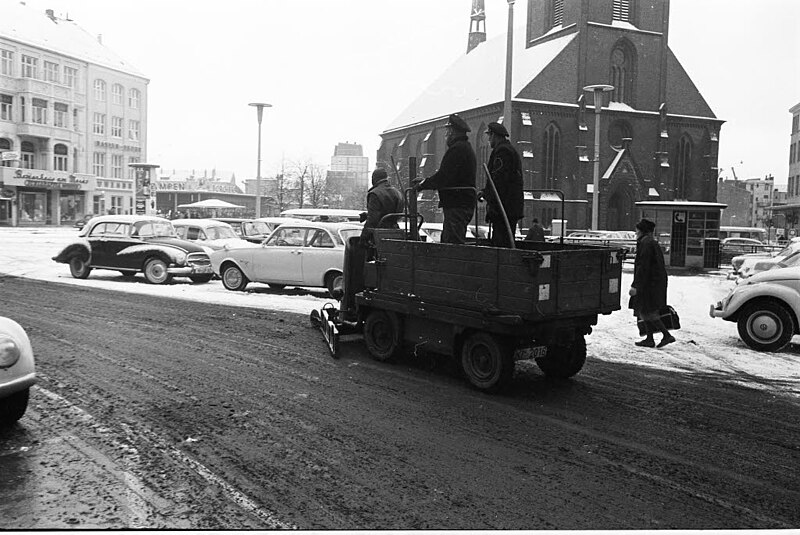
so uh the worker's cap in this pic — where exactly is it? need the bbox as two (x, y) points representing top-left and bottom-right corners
(372, 168), (388, 182)
(635, 218), (656, 233)
(445, 113), (471, 133)
(486, 122), (509, 137)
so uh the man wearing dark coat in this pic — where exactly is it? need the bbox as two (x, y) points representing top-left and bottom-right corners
(481, 122), (523, 248)
(629, 218), (675, 348)
(359, 168), (404, 246)
(414, 113), (477, 244)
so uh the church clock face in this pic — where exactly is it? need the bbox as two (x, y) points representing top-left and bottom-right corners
(612, 48), (626, 66)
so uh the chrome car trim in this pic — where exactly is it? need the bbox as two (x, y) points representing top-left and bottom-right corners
(0, 371), (36, 396)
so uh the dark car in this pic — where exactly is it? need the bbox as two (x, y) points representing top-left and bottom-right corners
(73, 213), (95, 230)
(52, 215), (214, 284)
(212, 218), (272, 243)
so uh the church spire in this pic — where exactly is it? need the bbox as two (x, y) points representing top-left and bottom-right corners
(467, 0), (486, 54)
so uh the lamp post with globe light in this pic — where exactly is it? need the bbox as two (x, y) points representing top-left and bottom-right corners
(583, 84), (614, 230)
(249, 102), (272, 218)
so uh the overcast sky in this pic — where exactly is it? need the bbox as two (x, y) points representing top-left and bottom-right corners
(20, 0), (800, 187)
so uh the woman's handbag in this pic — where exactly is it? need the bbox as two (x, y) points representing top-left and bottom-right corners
(637, 306), (681, 335)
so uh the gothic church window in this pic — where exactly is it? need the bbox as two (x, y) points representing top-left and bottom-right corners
(675, 135), (692, 199)
(541, 123), (561, 189)
(609, 41), (635, 105)
(608, 120), (632, 149)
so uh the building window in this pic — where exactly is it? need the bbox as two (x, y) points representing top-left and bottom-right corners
(93, 113), (106, 135)
(32, 98), (48, 125)
(129, 88), (140, 109)
(20, 97), (25, 122)
(112, 84), (124, 105)
(93, 152), (106, 177)
(111, 154), (124, 178)
(613, 0), (632, 22)
(1, 49), (13, 76)
(609, 41), (635, 105)
(548, 0), (564, 28)
(541, 122), (561, 189)
(94, 79), (106, 101)
(44, 61), (59, 83)
(0, 137), (12, 167)
(1, 94), (12, 121)
(73, 108), (79, 131)
(64, 66), (77, 88)
(608, 120), (632, 149)
(21, 55), (38, 78)
(111, 116), (123, 138)
(21, 141), (35, 169)
(54, 144), (68, 171)
(128, 157), (140, 179)
(675, 135), (692, 199)
(128, 120), (140, 141)
(54, 102), (68, 127)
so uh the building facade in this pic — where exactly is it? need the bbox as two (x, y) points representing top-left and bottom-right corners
(0, 3), (148, 226)
(378, 0), (723, 232)
(771, 102), (800, 238)
(326, 142), (369, 209)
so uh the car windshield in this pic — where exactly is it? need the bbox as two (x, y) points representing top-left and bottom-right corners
(243, 221), (270, 236)
(777, 250), (800, 268)
(135, 220), (177, 238)
(339, 228), (361, 244)
(206, 225), (238, 240)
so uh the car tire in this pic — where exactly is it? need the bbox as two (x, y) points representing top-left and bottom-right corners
(143, 258), (172, 285)
(461, 332), (514, 393)
(0, 388), (29, 427)
(536, 336), (587, 379)
(363, 310), (402, 362)
(736, 300), (795, 352)
(222, 264), (248, 291)
(325, 271), (343, 298)
(69, 256), (92, 279)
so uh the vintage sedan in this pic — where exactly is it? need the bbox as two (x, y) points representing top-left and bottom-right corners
(0, 316), (36, 427)
(212, 218), (272, 244)
(172, 218), (256, 251)
(710, 265), (800, 352)
(53, 215), (214, 284)
(211, 221), (362, 295)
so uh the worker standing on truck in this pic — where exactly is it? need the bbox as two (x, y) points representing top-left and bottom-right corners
(480, 122), (523, 247)
(359, 168), (404, 247)
(413, 113), (477, 244)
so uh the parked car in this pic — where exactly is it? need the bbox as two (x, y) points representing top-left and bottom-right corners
(172, 219), (256, 251)
(420, 222), (476, 244)
(254, 216), (307, 235)
(210, 221), (362, 296)
(563, 230), (636, 254)
(73, 214), (95, 230)
(212, 218), (272, 243)
(710, 265), (800, 352)
(720, 237), (766, 264)
(0, 316), (36, 427)
(731, 237), (800, 276)
(52, 215), (214, 284)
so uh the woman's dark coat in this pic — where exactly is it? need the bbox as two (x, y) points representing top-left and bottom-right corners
(629, 233), (668, 315)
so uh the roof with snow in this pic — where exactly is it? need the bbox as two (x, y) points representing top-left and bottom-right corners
(384, 29), (576, 132)
(0, 1), (146, 79)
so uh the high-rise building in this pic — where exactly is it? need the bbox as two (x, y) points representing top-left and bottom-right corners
(0, 2), (148, 226)
(326, 142), (369, 209)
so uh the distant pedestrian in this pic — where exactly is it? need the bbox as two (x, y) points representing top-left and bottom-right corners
(525, 218), (545, 242)
(480, 122), (523, 248)
(414, 113), (477, 244)
(629, 218), (675, 348)
(359, 168), (404, 247)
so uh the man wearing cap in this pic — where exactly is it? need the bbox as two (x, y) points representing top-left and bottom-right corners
(359, 168), (404, 247)
(481, 122), (523, 248)
(414, 113), (477, 244)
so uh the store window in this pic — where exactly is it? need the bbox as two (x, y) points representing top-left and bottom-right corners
(19, 192), (46, 223)
(59, 193), (84, 222)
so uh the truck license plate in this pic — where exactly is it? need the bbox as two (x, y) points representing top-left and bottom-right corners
(530, 346), (547, 359)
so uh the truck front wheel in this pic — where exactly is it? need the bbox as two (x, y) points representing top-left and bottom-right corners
(364, 310), (402, 362)
(536, 336), (587, 379)
(461, 332), (514, 393)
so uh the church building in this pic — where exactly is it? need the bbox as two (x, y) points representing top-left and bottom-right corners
(377, 0), (723, 232)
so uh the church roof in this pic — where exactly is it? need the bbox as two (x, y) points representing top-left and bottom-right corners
(384, 29), (576, 132)
(0, 2), (146, 79)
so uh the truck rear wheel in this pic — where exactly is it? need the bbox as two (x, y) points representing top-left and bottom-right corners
(536, 336), (587, 379)
(461, 332), (514, 393)
(364, 310), (402, 362)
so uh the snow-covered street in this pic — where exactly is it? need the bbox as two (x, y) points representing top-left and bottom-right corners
(2, 226), (798, 398)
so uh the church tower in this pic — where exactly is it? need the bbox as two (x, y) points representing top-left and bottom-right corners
(466, 0), (486, 54)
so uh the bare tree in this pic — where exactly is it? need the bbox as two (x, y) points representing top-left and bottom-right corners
(285, 158), (329, 208)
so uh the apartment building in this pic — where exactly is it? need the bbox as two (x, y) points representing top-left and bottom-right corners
(0, 2), (148, 226)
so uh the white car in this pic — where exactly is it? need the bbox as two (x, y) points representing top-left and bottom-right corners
(254, 216), (307, 235)
(172, 219), (256, 251)
(420, 222), (475, 244)
(210, 221), (362, 296)
(732, 238), (800, 278)
(0, 316), (36, 427)
(710, 265), (800, 352)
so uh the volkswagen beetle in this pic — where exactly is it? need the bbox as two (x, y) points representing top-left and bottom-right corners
(0, 316), (36, 427)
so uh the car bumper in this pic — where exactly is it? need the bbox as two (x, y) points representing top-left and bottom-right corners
(0, 372), (36, 397)
(168, 265), (214, 276)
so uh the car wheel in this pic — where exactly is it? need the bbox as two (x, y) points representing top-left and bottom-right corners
(363, 310), (402, 362)
(222, 264), (248, 291)
(736, 300), (795, 352)
(0, 388), (29, 427)
(143, 258), (172, 285)
(69, 256), (92, 279)
(119, 270), (136, 277)
(536, 336), (587, 379)
(189, 274), (213, 283)
(461, 332), (514, 393)
(325, 272), (343, 298)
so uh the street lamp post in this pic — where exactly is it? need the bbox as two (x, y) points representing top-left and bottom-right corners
(248, 102), (272, 218)
(503, 0), (515, 139)
(583, 84), (614, 230)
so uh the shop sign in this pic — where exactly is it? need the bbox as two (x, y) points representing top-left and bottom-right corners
(154, 181), (187, 191)
(0, 188), (15, 200)
(1, 151), (20, 161)
(135, 198), (146, 215)
(4, 169), (91, 190)
(95, 140), (142, 152)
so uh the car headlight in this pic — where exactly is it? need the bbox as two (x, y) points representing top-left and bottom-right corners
(0, 336), (21, 368)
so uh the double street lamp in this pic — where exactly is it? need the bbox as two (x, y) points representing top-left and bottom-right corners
(582, 84), (614, 230)
(249, 102), (272, 218)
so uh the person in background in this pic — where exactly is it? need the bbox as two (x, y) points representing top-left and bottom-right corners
(480, 122), (523, 248)
(414, 113), (477, 244)
(359, 168), (404, 247)
(525, 218), (545, 242)
(629, 218), (675, 348)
